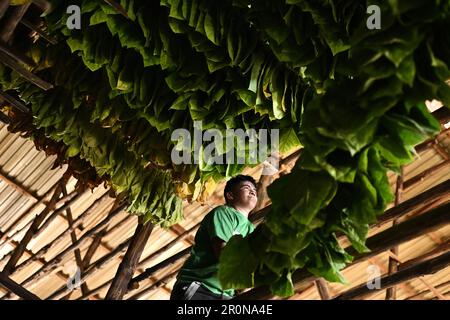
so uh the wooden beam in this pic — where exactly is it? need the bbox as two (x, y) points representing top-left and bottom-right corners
(0, 166), (39, 200)
(236, 202), (450, 299)
(0, 41), (36, 68)
(128, 247), (190, 290)
(0, 51), (53, 90)
(105, 220), (154, 300)
(10, 193), (111, 276)
(60, 182), (89, 298)
(333, 251), (450, 300)
(0, 272), (40, 300)
(0, 1), (9, 20)
(19, 18), (57, 45)
(127, 270), (179, 300)
(399, 239), (450, 271)
(47, 237), (132, 300)
(403, 159), (450, 190)
(415, 127), (450, 154)
(315, 278), (331, 300)
(15, 204), (127, 289)
(0, 180), (61, 245)
(0, 185), (77, 252)
(405, 279), (450, 300)
(372, 179), (450, 228)
(0, 3), (31, 43)
(31, 191), (87, 240)
(2, 183), (62, 275)
(0, 111), (9, 124)
(417, 277), (448, 300)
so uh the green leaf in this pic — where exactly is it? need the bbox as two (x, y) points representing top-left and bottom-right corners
(218, 236), (258, 289)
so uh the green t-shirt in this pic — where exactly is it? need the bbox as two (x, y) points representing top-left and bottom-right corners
(175, 205), (255, 297)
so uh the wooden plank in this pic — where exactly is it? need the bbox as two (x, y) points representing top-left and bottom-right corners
(0, 272), (40, 300)
(105, 221), (154, 300)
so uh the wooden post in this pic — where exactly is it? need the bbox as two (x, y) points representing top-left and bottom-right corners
(105, 220), (154, 300)
(334, 251), (450, 300)
(0, 272), (40, 300)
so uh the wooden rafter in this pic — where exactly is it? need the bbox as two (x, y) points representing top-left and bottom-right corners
(2, 182), (63, 275)
(0, 271), (39, 300)
(0, 166), (40, 200)
(105, 220), (154, 300)
(314, 278), (331, 300)
(59, 182), (88, 298)
(0, 180), (61, 245)
(0, 3), (31, 43)
(334, 251), (450, 300)
(386, 168), (404, 300)
(403, 159), (450, 190)
(13, 204), (126, 290)
(9, 193), (112, 277)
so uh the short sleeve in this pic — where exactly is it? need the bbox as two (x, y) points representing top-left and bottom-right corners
(206, 207), (237, 242)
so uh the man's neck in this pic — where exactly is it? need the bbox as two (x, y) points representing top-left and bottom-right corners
(229, 204), (251, 218)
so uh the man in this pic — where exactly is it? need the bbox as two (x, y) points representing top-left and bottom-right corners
(170, 175), (258, 300)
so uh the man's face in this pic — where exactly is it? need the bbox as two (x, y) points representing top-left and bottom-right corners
(232, 181), (258, 210)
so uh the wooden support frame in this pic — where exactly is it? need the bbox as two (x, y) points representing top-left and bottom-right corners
(0, 3), (31, 43)
(333, 251), (450, 300)
(0, 272), (40, 300)
(105, 220), (154, 300)
(2, 183), (63, 275)
(14, 204), (127, 290)
(386, 168), (404, 300)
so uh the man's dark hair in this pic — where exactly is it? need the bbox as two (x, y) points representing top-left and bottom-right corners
(224, 175), (257, 204)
